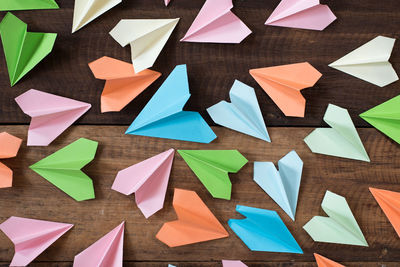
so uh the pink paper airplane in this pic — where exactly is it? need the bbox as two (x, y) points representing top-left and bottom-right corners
(73, 222), (125, 267)
(265, 0), (336, 31)
(181, 0), (251, 43)
(165, 0), (171, 6)
(112, 149), (175, 218)
(15, 89), (91, 146)
(0, 216), (73, 267)
(222, 260), (248, 267)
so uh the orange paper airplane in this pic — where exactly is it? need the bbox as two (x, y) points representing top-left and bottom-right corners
(88, 56), (161, 113)
(156, 188), (229, 247)
(370, 187), (400, 237)
(0, 132), (22, 188)
(314, 253), (344, 267)
(250, 62), (322, 117)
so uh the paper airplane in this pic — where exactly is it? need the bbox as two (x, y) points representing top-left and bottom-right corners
(156, 188), (229, 247)
(88, 56), (161, 113)
(111, 149), (175, 218)
(0, 132), (22, 188)
(0, 0), (59, 10)
(110, 18), (179, 73)
(370, 187), (400, 237)
(73, 222), (124, 267)
(207, 80), (270, 142)
(30, 138), (98, 201)
(72, 0), (122, 33)
(265, 0), (336, 31)
(228, 205), (303, 253)
(222, 260), (248, 267)
(303, 190), (368, 246)
(181, 0), (251, 43)
(304, 104), (370, 162)
(125, 65), (216, 143)
(360, 95), (400, 144)
(250, 62), (322, 117)
(178, 150), (247, 200)
(0, 216), (73, 267)
(15, 89), (91, 146)
(329, 36), (399, 87)
(314, 253), (344, 267)
(164, 0), (171, 6)
(0, 12), (57, 86)
(254, 150), (303, 221)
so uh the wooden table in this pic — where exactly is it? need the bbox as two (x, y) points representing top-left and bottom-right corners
(0, 0), (399, 266)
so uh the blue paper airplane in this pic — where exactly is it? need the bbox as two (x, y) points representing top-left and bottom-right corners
(126, 64), (216, 143)
(254, 150), (303, 221)
(228, 205), (303, 254)
(207, 80), (270, 142)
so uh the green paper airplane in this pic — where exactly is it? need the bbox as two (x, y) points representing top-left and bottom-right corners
(0, 12), (57, 86)
(30, 138), (98, 201)
(178, 150), (248, 200)
(0, 0), (59, 11)
(360, 95), (400, 144)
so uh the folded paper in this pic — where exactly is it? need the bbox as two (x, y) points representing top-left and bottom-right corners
(329, 36), (399, 87)
(181, 0), (251, 43)
(156, 188), (229, 247)
(15, 89), (91, 146)
(314, 253), (344, 267)
(250, 62), (322, 117)
(112, 149), (174, 218)
(30, 138), (98, 201)
(126, 65), (216, 143)
(0, 132), (22, 188)
(110, 18), (179, 73)
(0, 216), (73, 267)
(254, 150), (303, 220)
(360, 95), (400, 144)
(73, 222), (124, 267)
(89, 56), (161, 112)
(303, 190), (368, 246)
(265, 0), (336, 30)
(72, 0), (122, 33)
(0, 12), (57, 86)
(370, 187), (400, 237)
(304, 104), (370, 162)
(0, 0), (59, 10)
(164, 0), (171, 6)
(178, 150), (247, 200)
(207, 80), (270, 142)
(222, 260), (248, 267)
(228, 205), (303, 253)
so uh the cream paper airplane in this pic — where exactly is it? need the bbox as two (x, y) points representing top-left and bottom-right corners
(110, 18), (180, 73)
(329, 36), (399, 87)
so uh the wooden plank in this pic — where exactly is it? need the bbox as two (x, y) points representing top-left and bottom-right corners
(0, 0), (399, 126)
(0, 126), (399, 265)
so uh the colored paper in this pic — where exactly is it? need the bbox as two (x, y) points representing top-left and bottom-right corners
(72, 0), (122, 33)
(250, 62), (322, 117)
(360, 95), (400, 144)
(112, 149), (175, 218)
(88, 56), (161, 112)
(303, 190), (368, 246)
(0, 0), (59, 10)
(254, 150), (303, 221)
(222, 260), (248, 267)
(314, 253), (345, 267)
(0, 132), (22, 188)
(156, 188), (229, 247)
(304, 104), (370, 162)
(126, 65), (216, 143)
(228, 205), (303, 253)
(370, 187), (400, 237)
(265, 0), (336, 30)
(73, 222), (124, 267)
(110, 18), (179, 73)
(0, 12), (57, 86)
(329, 36), (399, 87)
(15, 89), (91, 146)
(30, 138), (98, 201)
(0, 216), (73, 267)
(178, 150), (248, 200)
(164, 0), (171, 6)
(207, 80), (270, 142)
(181, 0), (251, 43)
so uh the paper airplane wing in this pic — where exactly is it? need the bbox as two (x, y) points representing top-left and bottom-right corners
(0, 132), (22, 159)
(0, 0), (59, 11)
(164, 0), (171, 6)
(314, 253), (345, 267)
(0, 162), (13, 188)
(370, 188), (400, 237)
(222, 260), (248, 267)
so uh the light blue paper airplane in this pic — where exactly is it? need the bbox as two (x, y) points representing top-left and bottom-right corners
(228, 205), (303, 254)
(126, 64), (216, 143)
(254, 150), (303, 221)
(207, 80), (270, 142)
